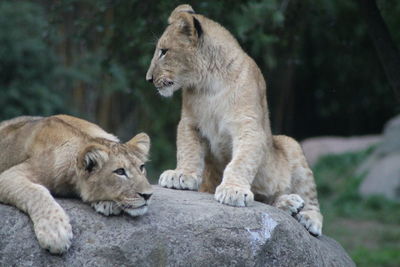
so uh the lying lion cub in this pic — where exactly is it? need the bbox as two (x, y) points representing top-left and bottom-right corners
(0, 115), (153, 254)
(146, 4), (322, 236)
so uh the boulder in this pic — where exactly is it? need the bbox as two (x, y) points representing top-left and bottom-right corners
(0, 186), (354, 267)
(301, 135), (382, 166)
(359, 114), (400, 201)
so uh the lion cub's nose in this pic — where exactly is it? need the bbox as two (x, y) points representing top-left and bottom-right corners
(138, 193), (152, 201)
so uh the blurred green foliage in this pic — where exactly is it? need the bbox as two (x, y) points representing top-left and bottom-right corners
(0, 0), (399, 181)
(0, 1), (65, 119)
(314, 149), (400, 266)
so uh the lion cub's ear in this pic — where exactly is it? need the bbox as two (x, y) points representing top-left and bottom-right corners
(77, 144), (109, 174)
(126, 133), (150, 156)
(168, 4), (195, 24)
(168, 5), (202, 43)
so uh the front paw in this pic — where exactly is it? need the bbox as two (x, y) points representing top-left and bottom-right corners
(295, 210), (323, 237)
(274, 194), (305, 216)
(159, 170), (199, 190)
(215, 183), (254, 207)
(34, 209), (73, 254)
(91, 201), (122, 216)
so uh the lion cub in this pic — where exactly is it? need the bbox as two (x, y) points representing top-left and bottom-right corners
(0, 115), (153, 254)
(146, 4), (323, 236)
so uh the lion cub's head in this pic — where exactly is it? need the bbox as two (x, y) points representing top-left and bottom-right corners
(76, 133), (153, 217)
(146, 4), (203, 97)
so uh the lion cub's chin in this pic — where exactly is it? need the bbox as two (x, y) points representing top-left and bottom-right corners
(124, 205), (148, 217)
(158, 85), (178, 97)
(91, 201), (148, 217)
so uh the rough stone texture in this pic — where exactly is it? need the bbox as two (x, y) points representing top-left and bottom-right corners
(301, 135), (382, 166)
(359, 114), (400, 201)
(0, 186), (354, 267)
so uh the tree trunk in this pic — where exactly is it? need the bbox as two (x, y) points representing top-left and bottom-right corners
(357, 0), (400, 103)
(274, 61), (295, 134)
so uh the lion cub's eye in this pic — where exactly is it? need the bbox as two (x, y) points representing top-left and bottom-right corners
(139, 164), (145, 173)
(113, 168), (126, 176)
(159, 48), (168, 58)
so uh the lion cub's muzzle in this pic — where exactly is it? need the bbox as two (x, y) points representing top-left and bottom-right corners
(154, 77), (174, 90)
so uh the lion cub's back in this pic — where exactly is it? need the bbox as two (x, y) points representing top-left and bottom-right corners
(0, 116), (44, 172)
(272, 135), (311, 179)
(0, 116), (44, 146)
(53, 114), (119, 142)
(0, 114), (119, 174)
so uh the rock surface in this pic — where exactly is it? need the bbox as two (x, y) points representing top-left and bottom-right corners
(359, 114), (400, 201)
(0, 186), (354, 267)
(301, 135), (381, 166)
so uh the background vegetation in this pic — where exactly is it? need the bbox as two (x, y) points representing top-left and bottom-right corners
(1, 0), (399, 265)
(314, 149), (400, 267)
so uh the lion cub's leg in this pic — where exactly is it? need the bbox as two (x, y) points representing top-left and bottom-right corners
(159, 118), (205, 190)
(0, 163), (73, 254)
(292, 172), (323, 237)
(291, 162), (323, 237)
(274, 136), (323, 236)
(214, 127), (266, 207)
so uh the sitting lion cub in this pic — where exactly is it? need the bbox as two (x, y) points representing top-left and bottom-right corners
(0, 115), (153, 254)
(146, 4), (323, 236)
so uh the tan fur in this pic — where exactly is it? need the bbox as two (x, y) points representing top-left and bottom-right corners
(146, 4), (323, 236)
(0, 115), (153, 254)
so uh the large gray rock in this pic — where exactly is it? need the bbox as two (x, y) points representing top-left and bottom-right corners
(359, 114), (400, 201)
(374, 114), (400, 155)
(0, 186), (354, 267)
